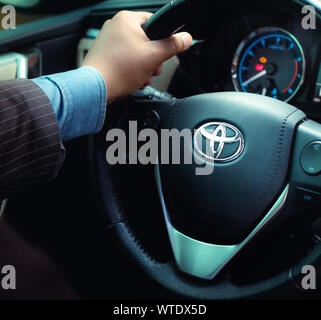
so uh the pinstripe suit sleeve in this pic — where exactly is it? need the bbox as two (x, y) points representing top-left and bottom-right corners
(0, 78), (65, 198)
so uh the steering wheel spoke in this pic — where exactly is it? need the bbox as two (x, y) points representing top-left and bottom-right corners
(155, 164), (290, 280)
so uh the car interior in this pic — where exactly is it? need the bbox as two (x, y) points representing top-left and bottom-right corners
(0, 0), (321, 300)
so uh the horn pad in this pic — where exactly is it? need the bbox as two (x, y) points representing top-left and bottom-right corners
(159, 92), (305, 245)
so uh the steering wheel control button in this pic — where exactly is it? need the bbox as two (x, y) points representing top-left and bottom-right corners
(141, 110), (160, 130)
(300, 141), (321, 176)
(295, 187), (321, 206)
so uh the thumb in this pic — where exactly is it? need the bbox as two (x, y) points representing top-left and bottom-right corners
(150, 32), (193, 63)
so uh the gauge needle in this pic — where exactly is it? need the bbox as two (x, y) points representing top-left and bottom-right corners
(242, 70), (267, 87)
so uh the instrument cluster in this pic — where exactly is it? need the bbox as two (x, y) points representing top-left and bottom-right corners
(231, 27), (305, 102)
(176, 4), (321, 118)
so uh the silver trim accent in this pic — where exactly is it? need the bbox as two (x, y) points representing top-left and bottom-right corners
(0, 53), (28, 79)
(85, 28), (100, 39)
(0, 199), (7, 219)
(0, 51), (41, 81)
(155, 164), (289, 280)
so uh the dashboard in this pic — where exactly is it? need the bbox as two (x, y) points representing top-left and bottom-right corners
(173, 1), (321, 120)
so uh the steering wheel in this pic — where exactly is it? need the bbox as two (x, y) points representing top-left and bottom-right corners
(92, 0), (321, 299)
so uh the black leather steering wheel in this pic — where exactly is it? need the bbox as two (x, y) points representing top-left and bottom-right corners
(91, 0), (321, 299)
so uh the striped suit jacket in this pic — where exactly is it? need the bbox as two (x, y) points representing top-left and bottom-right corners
(0, 79), (75, 299)
(0, 78), (65, 197)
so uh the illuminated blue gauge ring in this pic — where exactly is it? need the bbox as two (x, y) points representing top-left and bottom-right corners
(231, 27), (306, 102)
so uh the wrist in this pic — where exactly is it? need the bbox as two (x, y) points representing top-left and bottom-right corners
(82, 62), (119, 104)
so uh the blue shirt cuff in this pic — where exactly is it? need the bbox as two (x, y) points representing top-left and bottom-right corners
(32, 66), (107, 141)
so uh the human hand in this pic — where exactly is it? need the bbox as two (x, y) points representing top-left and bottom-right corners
(83, 10), (193, 104)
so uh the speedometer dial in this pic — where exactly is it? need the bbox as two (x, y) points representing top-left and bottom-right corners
(231, 27), (305, 102)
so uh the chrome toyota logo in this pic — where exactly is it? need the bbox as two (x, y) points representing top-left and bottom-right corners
(194, 122), (244, 163)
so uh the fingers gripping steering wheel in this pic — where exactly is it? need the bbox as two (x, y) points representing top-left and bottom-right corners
(92, 0), (321, 299)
